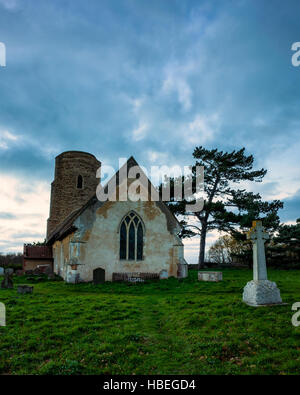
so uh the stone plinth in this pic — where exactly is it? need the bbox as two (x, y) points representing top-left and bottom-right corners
(198, 271), (222, 282)
(17, 285), (34, 294)
(159, 270), (168, 280)
(243, 280), (282, 306)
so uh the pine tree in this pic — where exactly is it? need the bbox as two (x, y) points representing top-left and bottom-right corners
(164, 146), (283, 269)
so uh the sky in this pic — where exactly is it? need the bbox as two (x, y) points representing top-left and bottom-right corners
(0, 0), (299, 262)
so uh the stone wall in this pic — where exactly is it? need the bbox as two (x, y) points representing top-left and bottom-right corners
(23, 258), (53, 272)
(47, 151), (101, 238)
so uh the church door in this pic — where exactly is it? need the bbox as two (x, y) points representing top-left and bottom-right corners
(93, 268), (105, 284)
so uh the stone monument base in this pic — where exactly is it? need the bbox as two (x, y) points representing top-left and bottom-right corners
(198, 271), (222, 282)
(243, 280), (282, 306)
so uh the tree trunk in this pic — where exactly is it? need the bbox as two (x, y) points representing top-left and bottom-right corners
(198, 225), (207, 269)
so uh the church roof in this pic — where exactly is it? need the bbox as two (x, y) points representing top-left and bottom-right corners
(46, 156), (181, 244)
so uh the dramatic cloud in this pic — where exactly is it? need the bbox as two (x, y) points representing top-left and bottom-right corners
(0, 172), (49, 252)
(0, 0), (299, 261)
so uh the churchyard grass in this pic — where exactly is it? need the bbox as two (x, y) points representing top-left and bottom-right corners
(0, 268), (299, 375)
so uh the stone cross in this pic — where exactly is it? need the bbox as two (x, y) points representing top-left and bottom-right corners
(247, 220), (269, 281)
(243, 220), (282, 306)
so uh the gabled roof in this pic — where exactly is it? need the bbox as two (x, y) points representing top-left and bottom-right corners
(46, 156), (181, 245)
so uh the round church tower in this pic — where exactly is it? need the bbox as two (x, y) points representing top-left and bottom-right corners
(46, 151), (101, 239)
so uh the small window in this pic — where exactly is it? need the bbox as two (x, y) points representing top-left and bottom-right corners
(119, 211), (144, 260)
(77, 175), (83, 189)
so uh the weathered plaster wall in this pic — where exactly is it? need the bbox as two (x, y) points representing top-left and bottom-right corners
(53, 200), (186, 282)
(53, 232), (74, 279)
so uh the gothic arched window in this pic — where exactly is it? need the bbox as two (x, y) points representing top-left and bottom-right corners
(119, 211), (144, 260)
(77, 175), (83, 189)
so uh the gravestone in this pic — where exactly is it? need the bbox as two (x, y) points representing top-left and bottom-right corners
(198, 271), (222, 282)
(1, 268), (13, 289)
(48, 273), (56, 280)
(0, 267), (4, 276)
(243, 220), (282, 306)
(159, 270), (168, 280)
(93, 268), (105, 285)
(0, 302), (5, 326)
(177, 263), (188, 279)
(128, 277), (144, 283)
(44, 265), (52, 276)
(17, 285), (34, 294)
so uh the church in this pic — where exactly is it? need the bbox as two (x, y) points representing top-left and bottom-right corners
(24, 151), (188, 283)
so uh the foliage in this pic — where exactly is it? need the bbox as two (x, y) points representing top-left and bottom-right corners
(208, 235), (251, 265)
(164, 146), (283, 268)
(267, 219), (300, 267)
(274, 219), (300, 244)
(25, 240), (47, 246)
(0, 253), (23, 270)
(0, 269), (299, 375)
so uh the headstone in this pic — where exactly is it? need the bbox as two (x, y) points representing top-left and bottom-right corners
(159, 270), (169, 280)
(0, 267), (4, 276)
(44, 265), (52, 275)
(128, 277), (144, 283)
(0, 302), (5, 326)
(33, 268), (42, 275)
(177, 264), (188, 279)
(93, 268), (105, 285)
(243, 220), (282, 306)
(198, 271), (222, 282)
(17, 285), (34, 294)
(1, 268), (13, 289)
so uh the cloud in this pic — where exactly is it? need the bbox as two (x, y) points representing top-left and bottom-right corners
(185, 113), (220, 147)
(0, 0), (18, 11)
(147, 150), (168, 164)
(132, 122), (148, 142)
(281, 189), (300, 223)
(0, 0), (299, 262)
(0, 172), (49, 252)
(162, 70), (192, 112)
(0, 129), (19, 150)
(0, 212), (16, 219)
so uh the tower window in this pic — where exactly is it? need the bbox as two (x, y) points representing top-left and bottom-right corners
(119, 211), (144, 260)
(77, 175), (83, 189)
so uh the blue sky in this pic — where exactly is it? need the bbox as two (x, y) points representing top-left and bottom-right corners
(0, 0), (299, 261)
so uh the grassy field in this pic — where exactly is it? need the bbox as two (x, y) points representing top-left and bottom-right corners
(0, 268), (300, 375)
